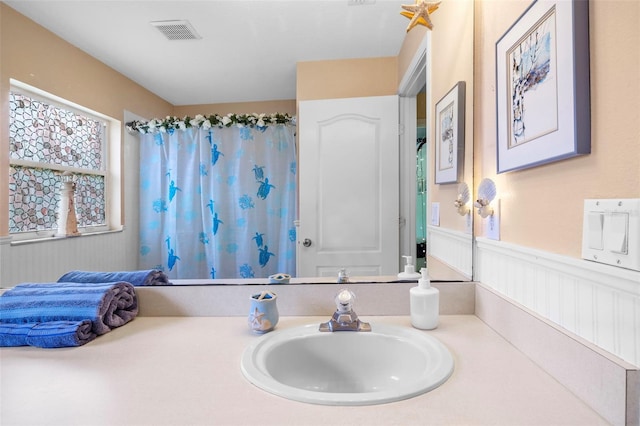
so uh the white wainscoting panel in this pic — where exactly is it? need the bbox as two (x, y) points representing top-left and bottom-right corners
(427, 225), (473, 279)
(0, 231), (137, 288)
(475, 237), (640, 367)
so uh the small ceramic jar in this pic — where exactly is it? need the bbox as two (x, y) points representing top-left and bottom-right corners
(268, 273), (291, 284)
(248, 291), (279, 333)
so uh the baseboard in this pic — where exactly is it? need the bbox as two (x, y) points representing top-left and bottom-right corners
(476, 282), (639, 426)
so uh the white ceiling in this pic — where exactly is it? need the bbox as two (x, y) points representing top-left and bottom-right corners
(5, 0), (410, 106)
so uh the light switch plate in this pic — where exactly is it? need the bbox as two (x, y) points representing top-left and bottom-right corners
(465, 212), (473, 235)
(484, 199), (500, 240)
(581, 199), (640, 272)
(430, 202), (440, 226)
(586, 212), (604, 249)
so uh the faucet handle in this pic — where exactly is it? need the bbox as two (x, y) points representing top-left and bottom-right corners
(336, 289), (354, 312)
(337, 268), (350, 283)
(319, 289), (371, 332)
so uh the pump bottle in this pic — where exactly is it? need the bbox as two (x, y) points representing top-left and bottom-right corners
(397, 255), (421, 280)
(410, 267), (439, 329)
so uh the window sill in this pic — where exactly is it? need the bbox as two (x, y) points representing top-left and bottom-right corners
(8, 227), (124, 246)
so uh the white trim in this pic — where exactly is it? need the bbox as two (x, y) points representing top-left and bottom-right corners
(476, 237), (640, 296)
(398, 32), (431, 271)
(9, 159), (106, 178)
(9, 227), (124, 246)
(106, 118), (122, 230)
(398, 96), (417, 263)
(10, 79), (113, 122)
(398, 34), (429, 95)
(475, 236), (640, 367)
(427, 225), (473, 279)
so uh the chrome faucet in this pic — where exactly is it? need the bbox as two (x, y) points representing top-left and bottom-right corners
(319, 289), (371, 332)
(337, 268), (350, 283)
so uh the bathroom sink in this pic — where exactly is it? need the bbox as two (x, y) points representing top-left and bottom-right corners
(240, 323), (454, 405)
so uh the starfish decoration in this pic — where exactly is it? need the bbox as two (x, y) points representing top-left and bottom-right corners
(249, 307), (265, 329)
(400, 0), (441, 32)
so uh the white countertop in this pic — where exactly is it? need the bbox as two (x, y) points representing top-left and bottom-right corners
(0, 315), (608, 426)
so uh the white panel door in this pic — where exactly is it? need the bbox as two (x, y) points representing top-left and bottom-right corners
(298, 95), (399, 277)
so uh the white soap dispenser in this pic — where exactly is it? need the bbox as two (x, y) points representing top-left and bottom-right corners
(398, 255), (421, 280)
(410, 267), (439, 330)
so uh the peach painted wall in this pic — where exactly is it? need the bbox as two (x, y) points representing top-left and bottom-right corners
(0, 4), (171, 125)
(174, 99), (295, 117)
(0, 4), (173, 235)
(428, 0), (474, 233)
(475, 0), (640, 258)
(396, 0), (475, 234)
(397, 25), (427, 81)
(296, 57), (398, 102)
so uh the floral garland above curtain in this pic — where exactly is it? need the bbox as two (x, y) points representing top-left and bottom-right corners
(126, 112), (295, 134)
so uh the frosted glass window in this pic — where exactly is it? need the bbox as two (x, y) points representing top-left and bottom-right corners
(9, 90), (107, 235)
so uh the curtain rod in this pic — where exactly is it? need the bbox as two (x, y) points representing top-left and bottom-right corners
(126, 113), (296, 134)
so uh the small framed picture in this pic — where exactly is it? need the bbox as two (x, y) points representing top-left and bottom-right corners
(434, 81), (465, 184)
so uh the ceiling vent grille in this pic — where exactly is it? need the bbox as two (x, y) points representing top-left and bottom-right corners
(150, 20), (201, 41)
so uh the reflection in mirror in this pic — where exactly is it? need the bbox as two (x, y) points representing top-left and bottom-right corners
(454, 182), (471, 217)
(0, 1), (475, 287)
(416, 87), (428, 272)
(399, 15), (474, 283)
(423, 0), (475, 282)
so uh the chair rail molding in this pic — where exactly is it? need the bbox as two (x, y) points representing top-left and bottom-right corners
(475, 236), (640, 367)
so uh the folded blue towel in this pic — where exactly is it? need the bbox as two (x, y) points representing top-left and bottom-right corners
(0, 320), (96, 348)
(58, 269), (170, 286)
(0, 282), (138, 335)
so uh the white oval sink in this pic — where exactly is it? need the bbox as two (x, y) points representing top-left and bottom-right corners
(241, 323), (454, 405)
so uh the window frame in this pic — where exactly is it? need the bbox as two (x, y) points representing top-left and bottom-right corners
(8, 80), (121, 242)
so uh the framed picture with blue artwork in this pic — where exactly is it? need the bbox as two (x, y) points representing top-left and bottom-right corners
(495, 0), (590, 173)
(434, 81), (465, 184)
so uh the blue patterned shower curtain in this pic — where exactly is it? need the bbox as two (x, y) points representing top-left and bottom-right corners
(138, 125), (297, 279)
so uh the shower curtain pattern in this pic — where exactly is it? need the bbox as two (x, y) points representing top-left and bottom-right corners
(138, 125), (296, 279)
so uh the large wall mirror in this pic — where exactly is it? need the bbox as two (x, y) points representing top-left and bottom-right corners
(0, 1), (474, 287)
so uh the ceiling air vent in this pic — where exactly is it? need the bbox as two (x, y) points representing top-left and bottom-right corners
(150, 20), (201, 41)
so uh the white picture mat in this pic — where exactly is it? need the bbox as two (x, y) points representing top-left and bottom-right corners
(496, 0), (581, 173)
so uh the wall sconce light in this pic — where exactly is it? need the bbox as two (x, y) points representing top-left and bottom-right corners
(475, 178), (496, 218)
(454, 182), (470, 216)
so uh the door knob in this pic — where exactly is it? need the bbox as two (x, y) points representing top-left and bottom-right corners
(302, 238), (312, 247)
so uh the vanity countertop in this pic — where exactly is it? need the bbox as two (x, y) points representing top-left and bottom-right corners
(0, 315), (608, 426)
